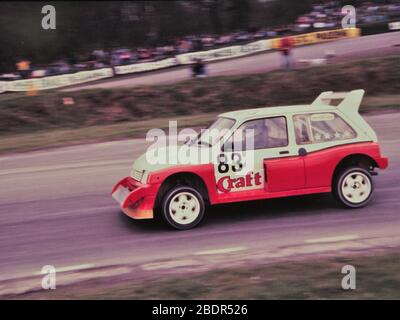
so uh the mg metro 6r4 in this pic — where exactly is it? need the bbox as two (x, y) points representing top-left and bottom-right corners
(112, 90), (388, 230)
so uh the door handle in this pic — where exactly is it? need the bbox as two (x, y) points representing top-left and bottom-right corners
(279, 150), (289, 155)
(263, 162), (268, 183)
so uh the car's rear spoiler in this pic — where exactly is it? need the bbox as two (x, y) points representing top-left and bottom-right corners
(311, 89), (365, 117)
(311, 89), (377, 142)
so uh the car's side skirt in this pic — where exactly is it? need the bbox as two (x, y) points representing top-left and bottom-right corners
(214, 186), (331, 205)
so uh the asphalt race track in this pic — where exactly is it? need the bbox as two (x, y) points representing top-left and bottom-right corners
(63, 31), (400, 91)
(0, 111), (399, 281)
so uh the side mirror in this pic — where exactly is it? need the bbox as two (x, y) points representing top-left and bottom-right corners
(298, 147), (307, 157)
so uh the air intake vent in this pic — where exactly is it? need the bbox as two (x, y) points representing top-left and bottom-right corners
(132, 170), (144, 181)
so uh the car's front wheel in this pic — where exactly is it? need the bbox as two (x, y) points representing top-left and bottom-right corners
(161, 186), (205, 230)
(333, 167), (374, 208)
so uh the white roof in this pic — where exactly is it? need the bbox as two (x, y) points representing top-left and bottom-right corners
(219, 104), (333, 121)
(219, 90), (366, 122)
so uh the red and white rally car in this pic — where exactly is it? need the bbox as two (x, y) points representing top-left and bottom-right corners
(112, 90), (388, 230)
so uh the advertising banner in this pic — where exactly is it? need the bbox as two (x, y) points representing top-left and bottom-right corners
(114, 58), (177, 75)
(176, 39), (272, 64)
(271, 28), (361, 48)
(1, 68), (113, 93)
(0, 81), (5, 94)
(388, 22), (400, 31)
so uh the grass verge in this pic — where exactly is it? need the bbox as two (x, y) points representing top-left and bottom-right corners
(0, 113), (217, 154)
(0, 94), (398, 154)
(0, 55), (399, 154)
(15, 249), (400, 299)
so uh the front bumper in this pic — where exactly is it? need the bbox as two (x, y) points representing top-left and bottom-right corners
(111, 177), (157, 219)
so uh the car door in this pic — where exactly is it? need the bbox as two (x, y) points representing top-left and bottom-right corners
(262, 116), (306, 192)
(215, 118), (266, 194)
(216, 116), (305, 194)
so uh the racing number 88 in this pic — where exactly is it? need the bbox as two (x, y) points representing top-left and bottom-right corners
(218, 153), (243, 173)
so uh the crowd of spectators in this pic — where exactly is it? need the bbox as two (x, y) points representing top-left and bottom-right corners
(2, 1), (399, 81)
(294, 1), (400, 32)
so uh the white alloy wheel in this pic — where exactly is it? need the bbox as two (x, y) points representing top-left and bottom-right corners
(341, 171), (371, 204)
(333, 166), (374, 208)
(169, 191), (201, 225)
(161, 186), (205, 230)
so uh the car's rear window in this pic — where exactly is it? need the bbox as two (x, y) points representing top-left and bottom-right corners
(293, 113), (357, 145)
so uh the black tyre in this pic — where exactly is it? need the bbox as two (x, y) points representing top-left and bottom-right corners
(333, 166), (374, 208)
(161, 186), (205, 230)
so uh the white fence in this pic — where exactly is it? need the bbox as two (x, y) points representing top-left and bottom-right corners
(176, 39), (271, 64)
(0, 68), (113, 93)
(114, 58), (178, 75)
(0, 39), (273, 94)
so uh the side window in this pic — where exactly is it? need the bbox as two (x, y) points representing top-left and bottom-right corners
(293, 113), (357, 145)
(224, 117), (288, 151)
(264, 117), (288, 148)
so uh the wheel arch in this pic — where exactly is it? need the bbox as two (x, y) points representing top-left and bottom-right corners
(332, 153), (378, 184)
(154, 171), (210, 209)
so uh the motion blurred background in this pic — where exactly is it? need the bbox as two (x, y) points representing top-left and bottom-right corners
(1, 0), (400, 299)
(1, 0), (399, 78)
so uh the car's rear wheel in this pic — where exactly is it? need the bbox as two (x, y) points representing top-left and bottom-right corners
(333, 167), (374, 208)
(161, 186), (205, 230)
